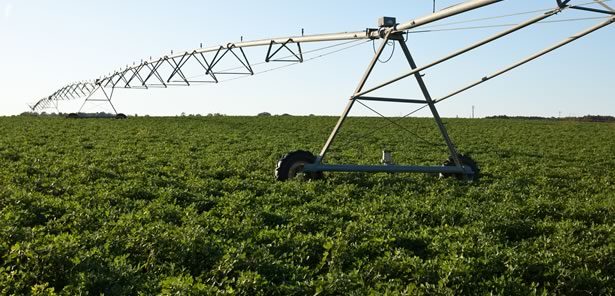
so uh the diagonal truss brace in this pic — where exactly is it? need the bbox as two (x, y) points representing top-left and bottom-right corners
(77, 84), (119, 115)
(142, 58), (169, 87)
(266, 39), (303, 63)
(309, 32), (467, 176)
(208, 45), (254, 75)
(305, 4), (615, 179)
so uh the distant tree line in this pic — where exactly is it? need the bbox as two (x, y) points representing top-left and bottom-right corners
(19, 111), (65, 117)
(257, 112), (293, 117)
(18, 112), (614, 122)
(19, 112), (129, 119)
(486, 115), (615, 123)
(20, 112), (117, 117)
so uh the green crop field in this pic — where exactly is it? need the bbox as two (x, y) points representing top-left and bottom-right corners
(0, 116), (613, 295)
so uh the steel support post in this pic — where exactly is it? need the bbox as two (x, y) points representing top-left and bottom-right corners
(52, 99), (60, 113)
(78, 85), (100, 113)
(396, 40), (464, 169)
(78, 85), (118, 115)
(315, 31), (393, 164)
(101, 87), (119, 115)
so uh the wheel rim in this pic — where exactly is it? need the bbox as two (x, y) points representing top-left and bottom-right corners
(288, 161), (308, 179)
(441, 155), (479, 181)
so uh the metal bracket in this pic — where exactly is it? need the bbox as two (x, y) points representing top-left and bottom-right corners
(556, 0), (614, 14)
(209, 45), (254, 75)
(124, 64), (149, 89)
(166, 55), (191, 85)
(556, 0), (572, 8)
(142, 58), (168, 87)
(167, 51), (218, 84)
(265, 39), (303, 63)
(366, 28), (380, 40)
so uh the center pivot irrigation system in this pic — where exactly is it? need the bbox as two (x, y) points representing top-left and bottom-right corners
(31, 0), (614, 181)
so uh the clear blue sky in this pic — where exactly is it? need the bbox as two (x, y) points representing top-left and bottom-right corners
(1, 0), (613, 117)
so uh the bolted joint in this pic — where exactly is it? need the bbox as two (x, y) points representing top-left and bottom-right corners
(556, 0), (571, 8)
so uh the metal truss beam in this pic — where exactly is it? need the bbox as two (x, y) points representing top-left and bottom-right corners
(307, 4), (614, 179)
(266, 39), (303, 63)
(30, 0), (613, 113)
(434, 16), (615, 105)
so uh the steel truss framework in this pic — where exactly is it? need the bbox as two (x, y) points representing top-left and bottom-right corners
(301, 0), (615, 179)
(29, 0), (614, 180)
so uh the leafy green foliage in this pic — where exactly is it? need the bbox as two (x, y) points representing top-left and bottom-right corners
(0, 116), (613, 295)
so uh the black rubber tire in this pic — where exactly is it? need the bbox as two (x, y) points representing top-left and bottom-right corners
(275, 150), (324, 181)
(115, 113), (128, 120)
(441, 154), (480, 182)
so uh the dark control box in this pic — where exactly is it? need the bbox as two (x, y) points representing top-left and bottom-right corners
(378, 17), (397, 28)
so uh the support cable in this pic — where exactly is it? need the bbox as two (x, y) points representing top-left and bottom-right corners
(216, 40), (372, 83)
(186, 39), (365, 80)
(415, 0), (612, 30)
(185, 14), (608, 84)
(409, 16), (611, 34)
(153, 14), (615, 83)
(355, 100), (443, 147)
(349, 104), (431, 143)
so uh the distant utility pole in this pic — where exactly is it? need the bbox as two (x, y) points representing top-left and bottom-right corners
(472, 105), (475, 119)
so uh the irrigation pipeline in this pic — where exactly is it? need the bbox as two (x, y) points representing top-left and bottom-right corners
(184, 39), (369, 82)
(160, 15), (613, 85)
(30, 0), (614, 112)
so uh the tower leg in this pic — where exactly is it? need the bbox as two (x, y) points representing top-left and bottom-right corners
(397, 40), (464, 169)
(77, 86), (119, 115)
(316, 32), (393, 164)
